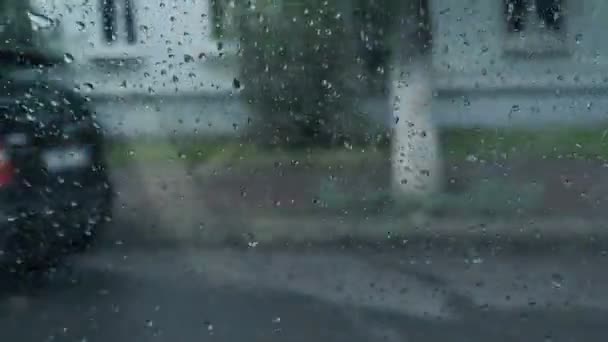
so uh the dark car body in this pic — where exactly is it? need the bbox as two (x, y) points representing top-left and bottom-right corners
(0, 75), (113, 270)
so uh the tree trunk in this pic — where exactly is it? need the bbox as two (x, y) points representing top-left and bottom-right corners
(389, 0), (442, 201)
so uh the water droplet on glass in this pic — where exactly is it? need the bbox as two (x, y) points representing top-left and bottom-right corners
(64, 53), (75, 64)
(76, 21), (86, 31)
(551, 273), (563, 289)
(471, 257), (483, 264)
(465, 154), (478, 163)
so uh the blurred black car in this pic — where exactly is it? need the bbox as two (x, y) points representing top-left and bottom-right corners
(0, 52), (113, 272)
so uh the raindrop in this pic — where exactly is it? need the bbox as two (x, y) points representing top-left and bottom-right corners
(233, 78), (241, 89)
(551, 273), (563, 289)
(204, 321), (214, 332)
(27, 11), (55, 30)
(76, 21), (86, 31)
(64, 53), (75, 64)
(575, 33), (583, 44)
(471, 257), (483, 264)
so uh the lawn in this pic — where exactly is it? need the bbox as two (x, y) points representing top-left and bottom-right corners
(442, 126), (608, 161)
(105, 125), (608, 167)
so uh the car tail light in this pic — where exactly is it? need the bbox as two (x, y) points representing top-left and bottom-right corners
(0, 143), (14, 187)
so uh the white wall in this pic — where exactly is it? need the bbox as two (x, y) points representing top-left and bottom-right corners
(31, 0), (239, 95)
(29, 0), (246, 137)
(428, 0), (608, 127)
(429, 0), (608, 87)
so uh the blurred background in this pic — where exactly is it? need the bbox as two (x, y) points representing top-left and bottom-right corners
(0, 0), (605, 246)
(20, 0), (604, 241)
(1, 1), (608, 340)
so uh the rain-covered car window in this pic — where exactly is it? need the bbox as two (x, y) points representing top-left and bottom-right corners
(0, 0), (606, 341)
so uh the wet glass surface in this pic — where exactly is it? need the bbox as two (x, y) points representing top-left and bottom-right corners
(0, 0), (606, 341)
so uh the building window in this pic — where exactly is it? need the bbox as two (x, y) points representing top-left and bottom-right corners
(101, 0), (136, 44)
(210, 0), (239, 39)
(505, 0), (563, 32)
(503, 0), (567, 55)
(101, 0), (116, 42)
(124, 0), (136, 44)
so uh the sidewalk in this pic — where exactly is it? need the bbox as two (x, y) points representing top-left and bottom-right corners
(104, 149), (608, 249)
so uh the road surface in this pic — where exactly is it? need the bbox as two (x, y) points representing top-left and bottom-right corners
(0, 245), (606, 342)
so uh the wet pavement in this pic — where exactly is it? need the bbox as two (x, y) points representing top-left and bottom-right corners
(0, 244), (606, 342)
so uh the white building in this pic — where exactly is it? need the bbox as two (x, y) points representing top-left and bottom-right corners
(429, 0), (608, 127)
(30, 0), (247, 137)
(392, 0), (608, 198)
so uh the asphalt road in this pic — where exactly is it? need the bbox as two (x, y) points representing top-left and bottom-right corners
(0, 247), (606, 342)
